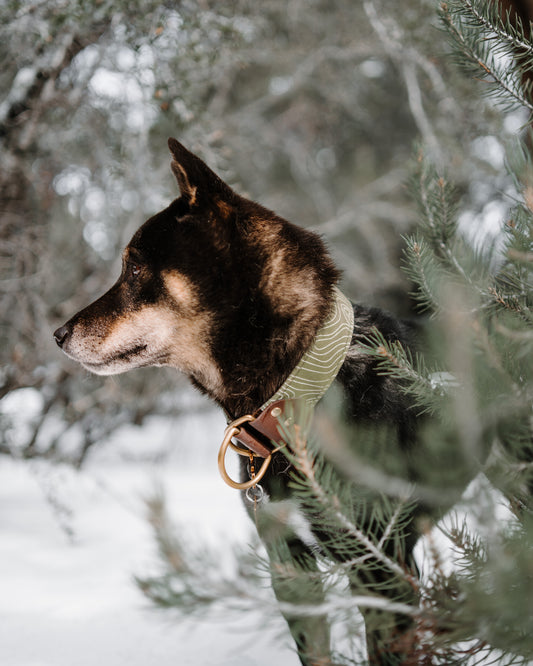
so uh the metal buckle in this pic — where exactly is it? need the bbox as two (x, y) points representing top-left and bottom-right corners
(217, 414), (272, 490)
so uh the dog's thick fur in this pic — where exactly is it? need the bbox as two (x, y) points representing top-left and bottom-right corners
(55, 140), (422, 665)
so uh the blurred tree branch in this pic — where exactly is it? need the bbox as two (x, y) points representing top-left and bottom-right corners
(0, 0), (516, 463)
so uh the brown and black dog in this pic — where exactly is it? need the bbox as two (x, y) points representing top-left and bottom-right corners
(54, 139), (422, 665)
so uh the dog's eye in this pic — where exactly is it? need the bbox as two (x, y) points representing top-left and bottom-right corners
(126, 262), (142, 278)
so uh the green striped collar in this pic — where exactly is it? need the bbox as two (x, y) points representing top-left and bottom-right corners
(261, 286), (354, 411)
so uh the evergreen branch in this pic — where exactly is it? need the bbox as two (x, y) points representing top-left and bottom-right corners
(315, 411), (465, 508)
(409, 153), (495, 309)
(488, 285), (523, 312)
(360, 329), (430, 386)
(459, 0), (533, 59)
(493, 319), (533, 341)
(356, 327), (455, 417)
(277, 593), (421, 620)
(413, 155), (464, 269)
(439, 512), (487, 571)
(305, 499), (415, 578)
(416, 159), (457, 243)
(377, 499), (411, 551)
(288, 423), (416, 585)
(440, 0), (533, 113)
(403, 236), (445, 313)
(506, 248), (533, 264)
(411, 155), (480, 295)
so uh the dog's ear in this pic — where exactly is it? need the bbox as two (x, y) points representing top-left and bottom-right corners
(168, 138), (234, 208)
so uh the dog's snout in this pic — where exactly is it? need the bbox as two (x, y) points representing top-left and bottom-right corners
(53, 324), (70, 348)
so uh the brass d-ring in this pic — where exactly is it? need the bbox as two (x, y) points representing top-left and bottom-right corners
(218, 415), (272, 490)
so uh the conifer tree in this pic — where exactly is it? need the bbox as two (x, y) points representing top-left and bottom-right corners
(139, 2), (533, 663)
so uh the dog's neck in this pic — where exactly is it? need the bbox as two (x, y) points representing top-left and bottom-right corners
(259, 286), (354, 411)
(207, 282), (345, 418)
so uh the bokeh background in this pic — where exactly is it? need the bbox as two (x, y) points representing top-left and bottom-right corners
(0, 2), (523, 665)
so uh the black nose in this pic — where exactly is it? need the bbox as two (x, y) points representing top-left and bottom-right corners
(53, 325), (70, 348)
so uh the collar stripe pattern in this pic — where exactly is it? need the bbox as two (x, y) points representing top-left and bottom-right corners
(262, 286), (354, 410)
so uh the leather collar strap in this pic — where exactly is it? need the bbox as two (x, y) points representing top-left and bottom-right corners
(231, 287), (354, 459)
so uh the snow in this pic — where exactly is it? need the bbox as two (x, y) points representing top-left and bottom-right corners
(0, 399), (300, 666)
(1, 388), (515, 666)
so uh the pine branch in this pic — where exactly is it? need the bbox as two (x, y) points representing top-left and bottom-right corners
(403, 235), (447, 313)
(416, 163), (458, 247)
(315, 410), (466, 508)
(277, 593), (421, 621)
(285, 419), (417, 586)
(440, 0), (533, 113)
(439, 512), (488, 573)
(377, 500), (411, 552)
(471, 0), (533, 59)
(407, 151), (496, 314)
(356, 326), (454, 417)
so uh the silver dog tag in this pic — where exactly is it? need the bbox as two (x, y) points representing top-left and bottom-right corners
(245, 484), (265, 504)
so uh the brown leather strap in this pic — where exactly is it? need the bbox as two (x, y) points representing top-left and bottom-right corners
(233, 399), (296, 459)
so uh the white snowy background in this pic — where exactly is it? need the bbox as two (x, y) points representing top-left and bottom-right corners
(0, 388), (301, 666)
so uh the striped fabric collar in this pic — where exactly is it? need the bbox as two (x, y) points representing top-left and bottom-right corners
(261, 286), (354, 411)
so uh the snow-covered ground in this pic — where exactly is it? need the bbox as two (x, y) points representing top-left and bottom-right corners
(1, 386), (514, 666)
(0, 397), (300, 666)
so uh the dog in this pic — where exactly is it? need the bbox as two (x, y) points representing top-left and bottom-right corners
(54, 139), (423, 665)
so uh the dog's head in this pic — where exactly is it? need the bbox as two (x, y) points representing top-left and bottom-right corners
(54, 139), (338, 405)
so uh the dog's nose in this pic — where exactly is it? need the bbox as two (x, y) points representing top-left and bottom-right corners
(53, 325), (70, 348)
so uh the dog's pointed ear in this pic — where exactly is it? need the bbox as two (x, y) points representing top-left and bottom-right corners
(168, 138), (234, 208)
